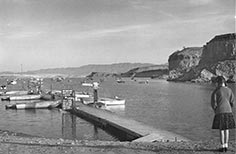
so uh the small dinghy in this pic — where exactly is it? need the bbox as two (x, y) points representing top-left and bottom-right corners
(116, 79), (125, 83)
(5, 100), (61, 110)
(1, 91), (29, 96)
(99, 97), (125, 106)
(75, 91), (90, 101)
(1, 94), (41, 101)
(82, 97), (125, 106)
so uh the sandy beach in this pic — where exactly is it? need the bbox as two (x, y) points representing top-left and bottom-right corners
(0, 130), (235, 154)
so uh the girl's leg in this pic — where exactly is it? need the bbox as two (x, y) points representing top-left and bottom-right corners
(225, 129), (229, 148)
(220, 130), (225, 147)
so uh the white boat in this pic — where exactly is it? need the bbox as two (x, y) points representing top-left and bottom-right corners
(2, 94), (41, 101)
(5, 100), (61, 110)
(116, 79), (125, 83)
(105, 105), (125, 111)
(81, 83), (93, 87)
(98, 97), (125, 106)
(138, 80), (149, 84)
(8, 80), (17, 85)
(3, 91), (29, 96)
(75, 92), (90, 101)
(81, 97), (125, 106)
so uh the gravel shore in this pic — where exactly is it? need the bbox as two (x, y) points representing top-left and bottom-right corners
(0, 130), (235, 154)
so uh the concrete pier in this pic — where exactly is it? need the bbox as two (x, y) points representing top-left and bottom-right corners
(69, 103), (189, 142)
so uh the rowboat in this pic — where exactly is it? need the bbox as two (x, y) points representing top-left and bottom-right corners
(105, 105), (125, 111)
(99, 97), (125, 106)
(1, 94), (41, 101)
(5, 100), (61, 110)
(1, 91), (29, 96)
(138, 80), (149, 84)
(82, 97), (125, 106)
(116, 79), (125, 83)
(75, 92), (90, 101)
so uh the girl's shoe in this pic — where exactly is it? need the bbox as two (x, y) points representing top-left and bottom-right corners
(224, 148), (228, 152)
(219, 148), (224, 152)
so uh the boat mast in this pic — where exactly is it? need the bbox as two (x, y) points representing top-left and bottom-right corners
(20, 64), (23, 74)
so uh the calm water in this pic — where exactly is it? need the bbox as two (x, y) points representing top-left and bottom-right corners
(0, 78), (235, 142)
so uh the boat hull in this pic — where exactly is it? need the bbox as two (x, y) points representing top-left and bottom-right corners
(99, 98), (125, 106)
(5, 100), (61, 110)
(9, 95), (41, 101)
(75, 93), (90, 101)
(0, 91), (29, 96)
(81, 97), (125, 106)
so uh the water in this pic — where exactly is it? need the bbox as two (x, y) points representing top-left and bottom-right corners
(96, 78), (235, 141)
(0, 77), (235, 142)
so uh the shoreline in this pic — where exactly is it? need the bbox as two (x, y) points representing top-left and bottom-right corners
(0, 130), (235, 154)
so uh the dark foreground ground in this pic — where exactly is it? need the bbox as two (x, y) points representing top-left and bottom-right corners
(0, 130), (235, 154)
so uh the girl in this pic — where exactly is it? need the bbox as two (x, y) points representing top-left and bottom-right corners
(211, 76), (235, 152)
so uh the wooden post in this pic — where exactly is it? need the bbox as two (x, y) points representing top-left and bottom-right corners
(62, 90), (75, 110)
(62, 112), (76, 139)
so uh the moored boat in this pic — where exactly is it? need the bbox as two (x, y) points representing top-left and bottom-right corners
(75, 91), (90, 101)
(1, 90), (29, 96)
(0, 91), (4, 95)
(5, 100), (61, 110)
(1, 94), (41, 101)
(105, 104), (125, 111)
(82, 97), (125, 106)
(99, 97), (125, 106)
(116, 79), (125, 83)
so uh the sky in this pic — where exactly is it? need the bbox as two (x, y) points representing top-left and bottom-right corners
(0, 0), (235, 72)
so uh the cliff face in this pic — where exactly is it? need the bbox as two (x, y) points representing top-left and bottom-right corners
(168, 33), (236, 82)
(168, 47), (203, 80)
(199, 33), (236, 66)
(208, 60), (236, 81)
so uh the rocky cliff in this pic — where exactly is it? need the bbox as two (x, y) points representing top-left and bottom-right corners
(168, 33), (236, 82)
(168, 47), (203, 80)
(200, 33), (236, 65)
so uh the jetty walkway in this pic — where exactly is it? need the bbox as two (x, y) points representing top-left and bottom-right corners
(69, 103), (189, 142)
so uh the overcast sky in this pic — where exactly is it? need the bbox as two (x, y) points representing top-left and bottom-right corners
(0, 0), (235, 72)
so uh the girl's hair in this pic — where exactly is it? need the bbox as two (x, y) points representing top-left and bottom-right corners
(216, 76), (226, 84)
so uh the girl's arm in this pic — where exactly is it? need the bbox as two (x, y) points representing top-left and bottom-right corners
(211, 92), (217, 111)
(229, 91), (235, 107)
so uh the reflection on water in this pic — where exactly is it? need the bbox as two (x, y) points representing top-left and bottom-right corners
(93, 126), (99, 140)
(62, 113), (76, 139)
(0, 100), (116, 141)
(99, 79), (236, 142)
(60, 104), (129, 141)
